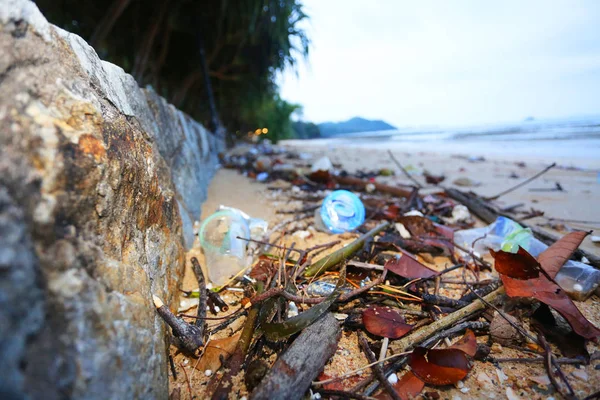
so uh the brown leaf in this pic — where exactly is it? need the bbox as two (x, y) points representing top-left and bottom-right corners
(490, 247), (541, 280)
(433, 223), (455, 241)
(450, 329), (477, 357)
(409, 347), (471, 385)
(385, 250), (437, 279)
(375, 371), (425, 400)
(363, 306), (413, 339)
(193, 332), (240, 372)
(538, 231), (590, 278)
(249, 258), (277, 283)
(397, 216), (438, 237)
(492, 250), (600, 339)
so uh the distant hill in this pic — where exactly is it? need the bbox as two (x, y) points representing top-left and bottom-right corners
(318, 117), (396, 136)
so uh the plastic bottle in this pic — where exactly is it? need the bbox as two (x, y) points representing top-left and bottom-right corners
(454, 216), (600, 300)
(315, 190), (365, 233)
(198, 210), (250, 286)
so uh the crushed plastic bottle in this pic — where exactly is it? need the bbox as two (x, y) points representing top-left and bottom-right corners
(315, 190), (365, 234)
(455, 216), (600, 300)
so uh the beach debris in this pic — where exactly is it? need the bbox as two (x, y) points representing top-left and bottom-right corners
(424, 172), (446, 184)
(316, 190), (365, 233)
(452, 177), (481, 187)
(193, 333), (241, 373)
(491, 245), (600, 339)
(362, 306), (413, 339)
(311, 156), (334, 173)
(161, 144), (600, 399)
(198, 209), (251, 286)
(591, 235), (600, 243)
(251, 313), (341, 400)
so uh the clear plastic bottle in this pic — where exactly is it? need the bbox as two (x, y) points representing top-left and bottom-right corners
(454, 216), (600, 300)
(198, 210), (250, 286)
(315, 190), (365, 234)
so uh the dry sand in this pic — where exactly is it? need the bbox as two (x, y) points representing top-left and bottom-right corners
(169, 143), (600, 399)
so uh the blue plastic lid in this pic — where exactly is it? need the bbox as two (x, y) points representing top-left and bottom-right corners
(320, 190), (365, 233)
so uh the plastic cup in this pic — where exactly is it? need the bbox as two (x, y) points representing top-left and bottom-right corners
(198, 210), (250, 286)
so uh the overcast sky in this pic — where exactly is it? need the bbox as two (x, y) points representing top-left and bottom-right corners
(279, 0), (600, 127)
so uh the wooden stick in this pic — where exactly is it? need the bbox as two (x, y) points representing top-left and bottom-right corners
(485, 162), (556, 201)
(304, 221), (390, 277)
(390, 286), (505, 353)
(358, 331), (401, 400)
(251, 313), (341, 400)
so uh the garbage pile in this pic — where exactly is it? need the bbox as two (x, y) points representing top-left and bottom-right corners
(157, 143), (600, 400)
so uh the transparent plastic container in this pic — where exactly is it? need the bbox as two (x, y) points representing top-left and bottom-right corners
(198, 210), (250, 286)
(315, 190), (365, 234)
(455, 216), (600, 300)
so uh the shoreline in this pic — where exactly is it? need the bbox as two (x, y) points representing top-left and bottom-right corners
(282, 138), (600, 170)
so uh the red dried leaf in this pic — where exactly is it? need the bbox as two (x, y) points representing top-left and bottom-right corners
(490, 247), (542, 280)
(450, 329), (477, 357)
(538, 231), (590, 278)
(409, 347), (471, 385)
(363, 306), (413, 339)
(375, 371), (425, 400)
(385, 250), (437, 279)
(492, 249), (600, 339)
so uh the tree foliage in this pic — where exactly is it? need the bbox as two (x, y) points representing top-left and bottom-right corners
(36, 0), (310, 141)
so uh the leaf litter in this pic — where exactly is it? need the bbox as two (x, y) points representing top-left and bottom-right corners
(157, 144), (600, 400)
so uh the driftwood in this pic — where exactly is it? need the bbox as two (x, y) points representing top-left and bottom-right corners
(250, 313), (341, 400)
(333, 175), (413, 198)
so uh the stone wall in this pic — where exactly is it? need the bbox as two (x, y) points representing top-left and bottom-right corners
(0, 1), (224, 398)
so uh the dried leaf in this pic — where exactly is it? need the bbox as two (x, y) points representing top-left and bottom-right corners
(362, 306), (413, 339)
(450, 329), (477, 357)
(262, 267), (346, 341)
(492, 250), (600, 339)
(434, 223), (455, 241)
(397, 216), (438, 237)
(249, 258), (276, 283)
(385, 250), (437, 279)
(193, 332), (241, 372)
(490, 247), (542, 280)
(538, 231), (590, 278)
(375, 371), (425, 400)
(409, 347), (471, 385)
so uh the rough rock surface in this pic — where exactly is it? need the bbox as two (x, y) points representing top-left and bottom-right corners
(0, 1), (223, 398)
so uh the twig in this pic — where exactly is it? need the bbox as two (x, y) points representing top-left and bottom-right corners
(358, 331), (402, 400)
(209, 298), (260, 400)
(315, 389), (375, 400)
(387, 149), (423, 188)
(536, 329), (577, 400)
(190, 258), (207, 339)
(169, 354), (177, 380)
(390, 286), (505, 354)
(154, 295), (203, 354)
(485, 162), (556, 201)
(179, 363), (193, 400)
(491, 357), (586, 365)
(304, 221), (390, 277)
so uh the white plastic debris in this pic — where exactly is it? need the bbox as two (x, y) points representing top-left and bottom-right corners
(311, 156), (333, 173)
(287, 301), (299, 318)
(591, 236), (600, 243)
(387, 373), (398, 384)
(365, 183), (376, 193)
(178, 298), (199, 313)
(205, 369), (213, 377)
(403, 210), (424, 217)
(292, 230), (311, 240)
(448, 205), (470, 223)
(395, 223), (411, 239)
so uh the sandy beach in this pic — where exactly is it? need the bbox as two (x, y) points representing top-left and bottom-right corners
(170, 142), (600, 399)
